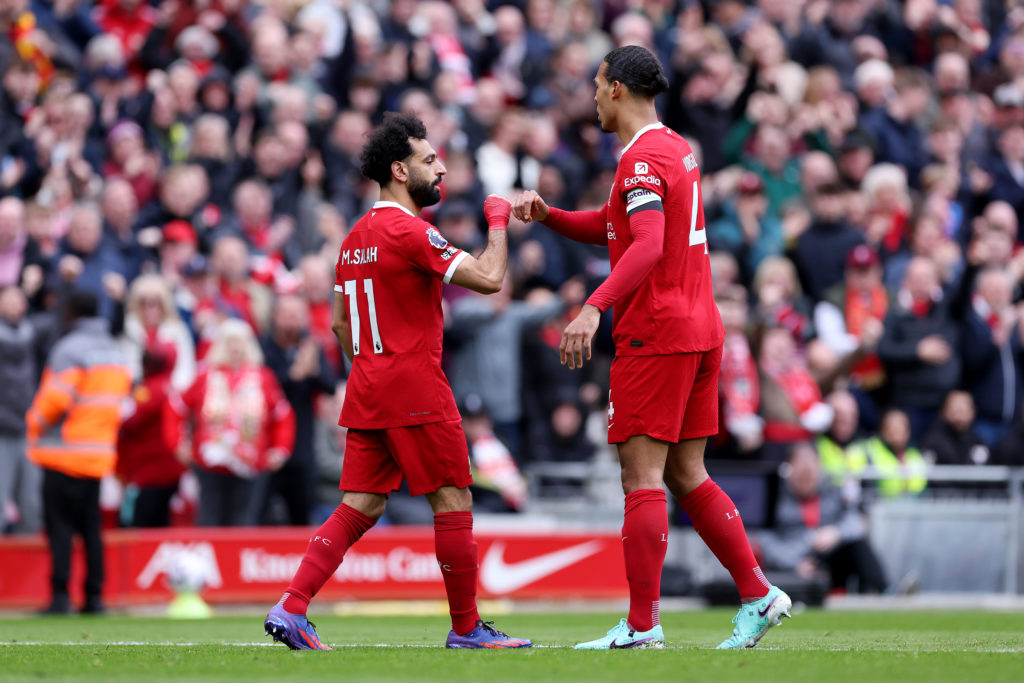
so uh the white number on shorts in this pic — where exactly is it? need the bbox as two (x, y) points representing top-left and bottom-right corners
(688, 180), (708, 254)
(343, 278), (384, 355)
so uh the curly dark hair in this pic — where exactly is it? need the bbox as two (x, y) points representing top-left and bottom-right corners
(359, 112), (428, 186)
(602, 45), (669, 99)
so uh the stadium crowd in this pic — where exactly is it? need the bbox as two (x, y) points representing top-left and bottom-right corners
(1, 0), (1024, 543)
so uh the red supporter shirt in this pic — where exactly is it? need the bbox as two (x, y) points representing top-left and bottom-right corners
(334, 202), (466, 429)
(605, 123), (724, 356)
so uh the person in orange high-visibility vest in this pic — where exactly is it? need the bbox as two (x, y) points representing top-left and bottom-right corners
(27, 290), (132, 614)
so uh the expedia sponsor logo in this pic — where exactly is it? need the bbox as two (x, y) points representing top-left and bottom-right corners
(624, 174), (661, 188)
(634, 162), (649, 174)
(238, 547), (443, 583)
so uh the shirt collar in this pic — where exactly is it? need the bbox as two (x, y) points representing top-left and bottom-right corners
(620, 122), (665, 156)
(373, 201), (415, 217)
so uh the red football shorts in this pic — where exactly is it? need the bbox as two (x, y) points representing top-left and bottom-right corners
(607, 345), (722, 444)
(340, 418), (472, 496)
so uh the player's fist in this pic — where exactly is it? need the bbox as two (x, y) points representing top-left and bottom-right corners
(483, 195), (512, 230)
(511, 190), (550, 223)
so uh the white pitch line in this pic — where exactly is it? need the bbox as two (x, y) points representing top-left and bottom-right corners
(0, 642), (1020, 653)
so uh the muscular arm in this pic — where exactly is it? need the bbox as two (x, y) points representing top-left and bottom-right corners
(449, 196), (511, 294)
(585, 207), (665, 312)
(448, 229), (509, 294)
(331, 290), (354, 362)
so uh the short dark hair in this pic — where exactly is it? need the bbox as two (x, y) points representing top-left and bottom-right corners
(67, 289), (99, 320)
(359, 112), (428, 186)
(602, 45), (669, 99)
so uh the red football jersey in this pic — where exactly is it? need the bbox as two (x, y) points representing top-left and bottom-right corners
(334, 202), (467, 429)
(606, 123), (724, 355)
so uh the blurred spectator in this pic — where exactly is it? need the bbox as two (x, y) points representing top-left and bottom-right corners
(54, 202), (128, 321)
(447, 277), (564, 460)
(758, 442), (887, 594)
(854, 409), (927, 499)
(757, 326), (834, 457)
(0, 286), (42, 533)
(119, 273), (196, 392)
(192, 235), (273, 348)
(878, 257), (961, 440)
(27, 290), (132, 614)
(312, 380), (346, 524)
(709, 171), (784, 281)
(462, 393), (528, 513)
(751, 255), (814, 345)
(116, 343), (186, 527)
(179, 319), (294, 526)
(988, 123), (1024, 229)
(919, 390), (990, 466)
(814, 244), (888, 409)
(792, 182), (865, 302)
(817, 389), (869, 487)
(716, 284), (763, 456)
(961, 268), (1023, 445)
(259, 295), (336, 526)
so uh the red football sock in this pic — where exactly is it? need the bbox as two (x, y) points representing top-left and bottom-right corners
(678, 478), (771, 602)
(281, 503), (375, 614)
(434, 511), (481, 636)
(623, 489), (668, 631)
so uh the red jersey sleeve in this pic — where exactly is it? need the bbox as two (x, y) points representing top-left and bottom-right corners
(617, 155), (666, 213)
(401, 219), (468, 284)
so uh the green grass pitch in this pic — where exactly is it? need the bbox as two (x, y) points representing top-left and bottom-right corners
(0, 609), (1021, 682)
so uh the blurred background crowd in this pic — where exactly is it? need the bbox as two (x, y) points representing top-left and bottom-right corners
(1, 0), (1024, 577)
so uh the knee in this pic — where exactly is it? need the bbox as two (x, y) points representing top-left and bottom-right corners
(342, 493), (387, 521)
(664, 460), (708, 498)
(620, 466), (664, 494)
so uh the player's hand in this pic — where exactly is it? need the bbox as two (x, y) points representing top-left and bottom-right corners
(483, 195), (511, 230)
(511, 190), (550, 223)
(560, 304), (601, 370)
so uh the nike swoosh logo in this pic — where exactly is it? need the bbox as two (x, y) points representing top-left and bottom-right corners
(479, 540), (605, 594)
(610, 636), (656, 649)
(757, 596), (779, 618)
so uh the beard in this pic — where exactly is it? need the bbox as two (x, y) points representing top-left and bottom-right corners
(408, 171), (442, 208)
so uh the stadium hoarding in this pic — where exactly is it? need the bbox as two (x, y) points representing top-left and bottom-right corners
(0, 527), (627, 606)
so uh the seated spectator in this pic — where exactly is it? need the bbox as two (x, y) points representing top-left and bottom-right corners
(817, 390), (868, 487)
(116, 344), (186, 527)
(757, 442), (887, 594)
(461, 394), (528, 513)
(861, 163), (911, 256)
(178, 319), (295, 526)
(877, 257), (960, 440)
(854, 409), (927, 499)
(920, 390), (990, 466)
(962, 268), (1023, 445)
